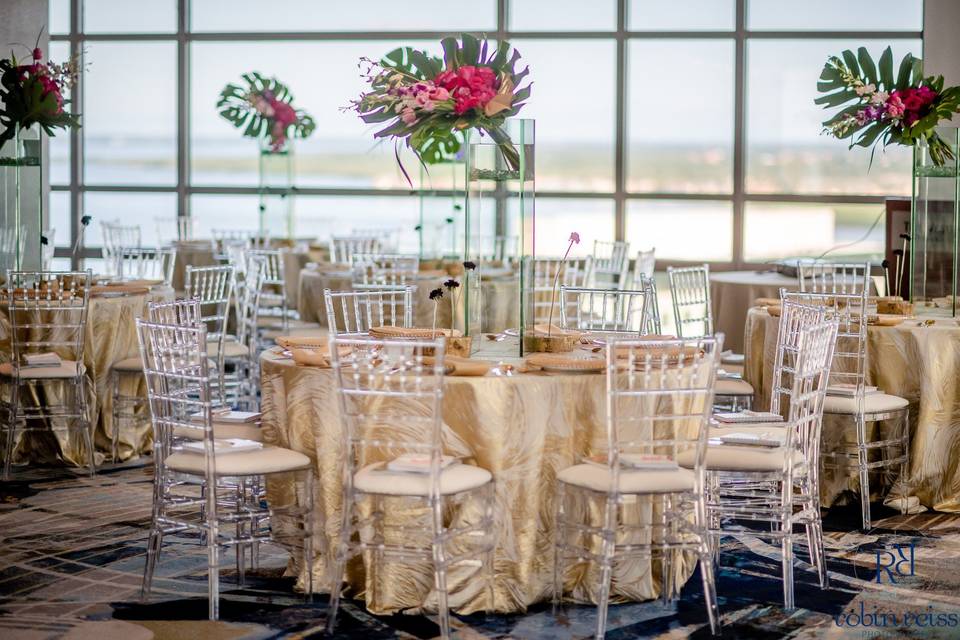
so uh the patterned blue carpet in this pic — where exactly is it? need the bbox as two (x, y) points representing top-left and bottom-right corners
(2, 463), (959, 639)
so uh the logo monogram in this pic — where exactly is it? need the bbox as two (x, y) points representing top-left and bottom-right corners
(875, 543), (915, 583)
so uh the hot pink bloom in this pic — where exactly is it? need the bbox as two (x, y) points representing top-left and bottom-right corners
(569, 232), (580, 244)
(271, 100), (297, 127)
(435, 65), (499, 115)
(885, 94), (905, 119)
(32, 48), (42, 61)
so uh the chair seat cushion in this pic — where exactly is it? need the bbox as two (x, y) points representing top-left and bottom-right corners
(718, 363), (745, 377)
(0, 360), (84, 379)
(823, 392), (909, 415)
(678, 444), (805, 473)
(112, 356), (143, 372)
(354, 462), (492, 496)
(166, 445), (310, 476)
(261, 326), (328, 341)
(557, 463), (695, 494)
(173, 422), (264, 442)
(715, 377), (754, 396)
(206, 341), (250, 359)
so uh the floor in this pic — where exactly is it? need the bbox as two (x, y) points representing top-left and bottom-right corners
(2, 463), (960, 639)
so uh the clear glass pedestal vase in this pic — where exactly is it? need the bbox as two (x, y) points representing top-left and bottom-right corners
(0, 124), (43, 274)
(258, 138), (295, 240)
(910, 127), (960, 316)
(464, 119), (535, 355)
(418, 156), (466, 261)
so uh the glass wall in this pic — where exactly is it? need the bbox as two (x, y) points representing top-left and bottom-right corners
(49, 0), (923, 268)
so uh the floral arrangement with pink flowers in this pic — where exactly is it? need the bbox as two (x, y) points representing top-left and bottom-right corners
(349, 34), (530, 182)
(217, 72), (315, 152)
(817, 47), (960, 166)
(0, 39), (80, 147)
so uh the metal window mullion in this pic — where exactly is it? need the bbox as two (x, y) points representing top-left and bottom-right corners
(177, 0), (190, 238)
(493, 0), (508, 239)
(614, 0), (627, 243)
(732, 0), (746, 269)
(69, 0), (82, 269)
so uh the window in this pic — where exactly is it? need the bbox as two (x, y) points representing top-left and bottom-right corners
(48, 0), (925, 269)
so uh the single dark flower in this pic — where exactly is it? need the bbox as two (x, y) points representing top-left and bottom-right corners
(445, 217), (454, 224)
(453, 204), (463, 211)
(80, 215), (92, 226)
(443, 278), (460, 290)
(893, 249), (904, 255)
(881, 259), (890, 268)
(463, 261), (476, 271)
(900, 233), (912, 240)
(40, 235), (48, 245)
(414, 224), (422, 232)
(429, 287), (444, 301)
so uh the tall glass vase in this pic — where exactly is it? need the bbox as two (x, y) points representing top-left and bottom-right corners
(0, 124), (43, 274)
(464, 119), (535, 355)
(258, 138), (295, 240)
(418, 154), (466, 261)
(910, 127), (960, 316)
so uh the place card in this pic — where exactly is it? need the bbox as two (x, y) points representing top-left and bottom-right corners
(584, 453), (679, 470)
(716, 432), (783, 448)
(181, 438), (263, 455)
(714, 410), (784, 424)
(385, 453), (459, 474)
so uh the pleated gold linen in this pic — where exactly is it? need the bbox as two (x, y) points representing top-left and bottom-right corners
(744, 306), (960, 512)
(0, 287), (174, 467)
(260, 346), (698, 615)
(296, 268), (518, 334)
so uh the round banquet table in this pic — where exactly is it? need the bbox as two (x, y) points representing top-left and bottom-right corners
(297, 267), (519, 334)
(709, 270), (799, 353)
(743, 306), (960, 512)
(0, 285), (175, 468)
(259, 338), (697, 615)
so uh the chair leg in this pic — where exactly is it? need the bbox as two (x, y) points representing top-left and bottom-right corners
(594, 497), (617, 640)
(781, 485), (795, 610)
(141, 528), (163, 600)
(235, 483), (246, 587)
(2, 386), (18, 481)
(303, 468), (315, 602)
(857, 415), (871, 530)
(484, 481), (496, 614)
(899, 408), (911, 516)
(325, 487), (354, 635)
(661, 494), (674, 605)
(552, 481), (566, 614)
(431, 495), (451, 640)
(110, 370), (121, 463)
(694, 491), (721, 635)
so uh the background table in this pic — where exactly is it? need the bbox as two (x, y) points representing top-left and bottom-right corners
(743, 306), (960, 512)
(297, 267), (519, 334)
(259, 339), (696, 615)
(709, 270), (798, 353)
(0, 286), (175, 467)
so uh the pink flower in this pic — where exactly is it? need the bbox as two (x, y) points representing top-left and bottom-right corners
(271, 100), (297, 127)
(400, 107), (417, 124)
(429, 86), (450, 101)
(885, 94), (905, 119)
(569, 232), (580, 244)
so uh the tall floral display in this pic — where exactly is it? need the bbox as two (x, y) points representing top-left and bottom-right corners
(0, 43), (80, 271)
(351, 34), (534, 353)
(217, 73), (315, 238)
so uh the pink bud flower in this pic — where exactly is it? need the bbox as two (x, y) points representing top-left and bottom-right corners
(32, 48), (42, 61)
(569, 232), (580, 244)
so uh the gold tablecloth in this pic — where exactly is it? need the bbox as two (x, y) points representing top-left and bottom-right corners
(259, 341), (697, 615)
(297, 268), (518, 334)
(0, 286), (175, 467)
(709, 270), (799, 353)
(744, 306), (960, 511)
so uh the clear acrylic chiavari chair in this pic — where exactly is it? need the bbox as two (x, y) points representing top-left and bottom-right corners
(329, 235), (381, 264)
(326, 335), (496, 639)
(784, 288), (910, 530)
(137, 316), (315, 621)
(559, 286), (653, 335)
(323, 287), (414, 336)
(553, 335), (724, 638)
(530, 256), (594, 325)
(696, 301), (837, 610)
(185, 265), (235, 406)
(591, 240), (630, 289)
(101, 221), (142, 275)
(1, 270), (93, 479)
(798, 261), (872, 295)
(231, 256), (265, 409)
(627, 247), (656, 289)
(667, 264), (754, 409)
(350, 253), (420, 289)
(244, 248), (289, 336)
(114, 246), (177, 286)
(638, 274), (663, 334)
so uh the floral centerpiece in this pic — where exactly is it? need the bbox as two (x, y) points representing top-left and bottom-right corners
(348, 33), (530, 182)
(217, 72), (315, 152)
(0, 43), (80, 147)
(817, 47), (960, 166)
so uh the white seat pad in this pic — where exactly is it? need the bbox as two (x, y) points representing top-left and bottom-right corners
(823, 393), (909, 415)
(262, 326), (329, 341)
(166, 445), (310, 476)
(715, 378), (754, 396)
(173, 422), (264, 442)
(677, 444), (805, 472)
(557, 463), (695, 494)
(0, 360), (84, 379)
(206, 341), (250, 359)
(354, 462), (492, 496)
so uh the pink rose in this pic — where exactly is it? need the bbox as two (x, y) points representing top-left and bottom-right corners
(400, 107), (417, 124)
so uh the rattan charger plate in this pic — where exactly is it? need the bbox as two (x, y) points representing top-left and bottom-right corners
(525, 352), (605, 373)
(369, 326), (463, 339)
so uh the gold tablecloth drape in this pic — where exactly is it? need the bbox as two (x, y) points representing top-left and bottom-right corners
(0, 287), (174, 467)
(744, 306), (960, 512)
(259, 344), (697, 615)
(297, 268), (518, 334)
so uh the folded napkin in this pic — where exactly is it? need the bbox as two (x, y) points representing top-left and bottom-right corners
(289, 344), (353, 368)
(180, 438), (263, 455)
(424, 355), (493, 376)
(23, 352), (62, 368)
(107, 279), (165, 287)
(90, 284), (150, 297)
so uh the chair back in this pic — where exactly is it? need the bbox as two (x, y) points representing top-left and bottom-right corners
(592, 240), (630, 287)
(115, 246), (177, 286)
(101, 222), (141, 275)
(667, 264), (713, 339)
(184, 265), (235, 374)
(629, 247), (656, 287)
(236, 256), (265, 354)
(4, 270), (91, 376)
(323, 287), (414, 336)
(770, 292), (829, 415)
(147, 297), (204, 327)
(350, 253), (420, 289)
(529, 256), (594, 324)
(330, 335), (447, 496)
(798, 261), (871, 295)
(350, 228), (400, 251)
(637, 274), (662, 334)
(602, 335), (722, 492)
(330, 235), (381, 264)
(559, 286), (653, 335)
